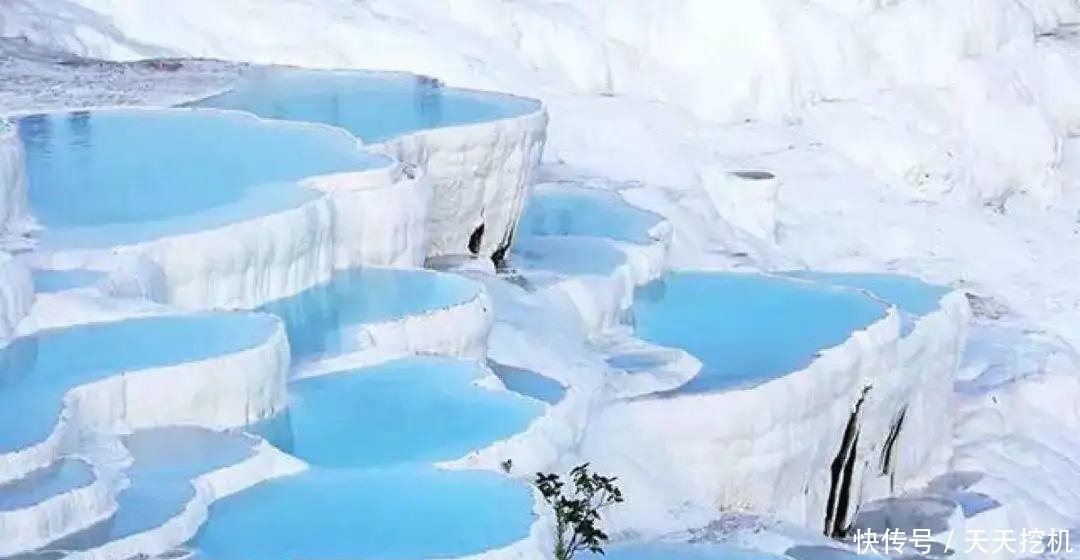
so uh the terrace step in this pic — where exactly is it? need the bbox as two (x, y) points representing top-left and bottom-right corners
(0, 458), (113, 558)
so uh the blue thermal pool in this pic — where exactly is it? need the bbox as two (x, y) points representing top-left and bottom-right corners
(187, 67), (540, 143)
(519, 185), (663, 245)
(632, 273), (888, 394)
(48, 428), (256, 552)
(491, 361), (566, 405)
(0, 458), (94, 512)
(783, 272), (950, 331)
(585, 542), (786, 560)
(0, 313), (280, 453)
(265, 357), (541, 468)
(191, 466), (534, 560)
(512, 235), (627, 278)
(19, 109), (387, 248)
(260, 267), (482, 362)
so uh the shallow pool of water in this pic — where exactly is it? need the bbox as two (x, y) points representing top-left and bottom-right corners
(782, 271), (949, 317)
(19, 109), (386, 247)
(188, 68), (539, 143)
(0, 459), (94, 511)
(260, 268), (481, 362)
(632, 273), (887, 393)
(512, 235), (627, 278)
(782, 272), (950, 336)
(47, 428), (256, 553)
(491, 361), (566, 405)
(272, 357), (540, 468)
(103, 428), (255, 541)
(519, 185), (662, 245)
(191, 466), (534, 560)
(0, 313), (279, 453)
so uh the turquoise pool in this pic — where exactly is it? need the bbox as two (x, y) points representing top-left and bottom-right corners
(44, 428), (256, 553)
(632, 273), (888, 393)
(0, 458), (94, 512)
(19, 109), (387, 248)
(491, 361), (566, 405)
(191, 466), (534, 560)
(783, 271), (949, 334)
(259, 268), (481, 363)
(99, 428), (254, 543)
(512, 235), (628, 278)
(271, 357), (541, 468)
(0, 312), (280, 453)
(519, 185), (663, 245)
(188, 68), (539, 143)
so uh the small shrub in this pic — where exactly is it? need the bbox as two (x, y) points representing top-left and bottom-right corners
(534, 464), (624, 560)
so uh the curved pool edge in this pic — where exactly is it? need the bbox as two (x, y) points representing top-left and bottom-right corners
(0, 459), (117, 557)
(436, 360), (576, 476)
(585, 282), (971, 535)
(514, 233), (669, 341)
(29, 166), (435, 311)
(584, 306), (904, 533)
(523, 182), (673, 248)
(764, 272), (971, 504)
(0, 313), (290, 484)
(511, 185), (673, 341)
(15, 105), (433, 310)
(31, 188), (337, 310)
(68, 438), (307, 560)
(13, 73), (548, 308)
(186, 65), (548, 262)
(440, 485), (552, 560)
(600, 335), (703, 401)
(294, 278), (493, 378)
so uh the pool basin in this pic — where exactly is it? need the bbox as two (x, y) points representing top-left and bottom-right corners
(631, 272), (888, 393)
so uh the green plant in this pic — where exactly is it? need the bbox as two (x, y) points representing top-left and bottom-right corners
(534, 464), (624, 560)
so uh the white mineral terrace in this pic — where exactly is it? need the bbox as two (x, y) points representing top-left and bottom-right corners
(0, 64), (971, 560)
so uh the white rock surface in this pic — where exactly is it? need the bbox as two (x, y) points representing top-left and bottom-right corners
(701, 169), (780, 242)
(5, 1), (1060, 552)
(295, 281), (493, 378)
(32, 192), (336, 310)
(0, 118), (31, 238)
(302, 162), (432, 270)
(0, 252), (33, 341)
(22, 101), (544, 311)
(66, 318), (289, 432)
(584, 291), (971, 536)
(0, 461), (116, 557)
(587, 310), (901, 533)
(859, 291), (972, 503)
(373, 106), (548, 260)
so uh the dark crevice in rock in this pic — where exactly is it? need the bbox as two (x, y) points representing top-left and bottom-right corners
(825, 389), (868, 539)
(491, 229), (514, 270)
(467, 223), (485, 255)
(880, 406), (907, 492)
(833, 430), (861, 539)
(730, 170), (776, 181)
